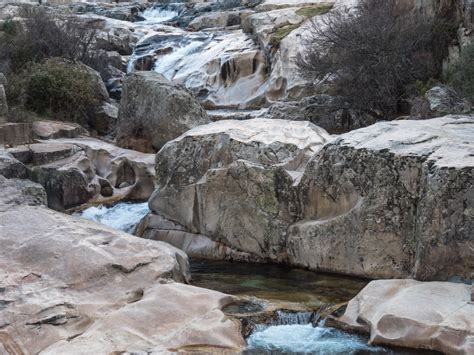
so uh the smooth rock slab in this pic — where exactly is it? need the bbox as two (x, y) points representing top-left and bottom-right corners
(149, 118), (331, 260)
(0, 182), (244, 353)
(328, 279), (474, 354)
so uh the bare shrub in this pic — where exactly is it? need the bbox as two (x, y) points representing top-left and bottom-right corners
(297, 0), (455, 118)
(0, 5), (108, 77)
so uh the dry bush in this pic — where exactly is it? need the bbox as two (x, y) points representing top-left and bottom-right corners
(297, 0), (455, 118)
(0, 5), (108, 77)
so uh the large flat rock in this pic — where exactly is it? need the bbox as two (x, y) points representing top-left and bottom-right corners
(328, 279), (474, 354)
(0, 179), (244, 353)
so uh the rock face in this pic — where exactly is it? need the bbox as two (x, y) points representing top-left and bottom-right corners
(327, 279), (474, 355)
(0, 178), (244, 353)
(144, 115), (473, 280)
(144, 118), (332, 261)
(424, 85), (472, 116)
(4, 135), (156, 211)
(292, 115), (473, 280)
(116, 71), (210, 153)
(266, 95), (376, 133)
(0, 123), (32, 146)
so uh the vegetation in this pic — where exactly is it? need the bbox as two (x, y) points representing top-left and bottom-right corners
(270, 23), (301, 48)
(296, 0), (456, 118)
(0, 6), (107, 77)
(447, 42), (474, 103)
(7, 60), (101, 124)
(295, 5), (333, 18)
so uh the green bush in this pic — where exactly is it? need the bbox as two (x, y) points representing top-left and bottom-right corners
(0, 19), (18, 36)
(448, 42), (474, 103)
(8, 60), (100, 124)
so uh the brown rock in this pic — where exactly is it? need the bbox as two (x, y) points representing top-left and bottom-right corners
(0, 122), (32, 146)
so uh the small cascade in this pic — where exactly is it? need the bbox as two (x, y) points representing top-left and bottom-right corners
(78, 202), (149, 233)
(272, 310), (318, 326)
(141, 3), (184, 25)
(245, 321), (390, 354)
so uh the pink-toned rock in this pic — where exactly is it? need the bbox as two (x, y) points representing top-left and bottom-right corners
(328, 279), (474, 354)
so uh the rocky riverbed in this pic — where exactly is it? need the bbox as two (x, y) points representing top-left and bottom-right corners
(0, 0), (473, 354)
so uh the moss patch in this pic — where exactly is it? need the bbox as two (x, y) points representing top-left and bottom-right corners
(295, 4), (334, 18)
(270, 23), (301, 48)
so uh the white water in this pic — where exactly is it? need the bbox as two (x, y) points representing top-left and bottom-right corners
(79, 202), (149, 233)
(246, 322), (386, 354)
(141, 7), (179, 25)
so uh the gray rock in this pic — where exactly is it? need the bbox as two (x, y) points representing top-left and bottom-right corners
(0, 175), (47, 208)
(116, 71), (209, 153)
(148, 118), (331, 260)
(267, 95), (376, 133)
(424, 85), (471, 116)
(145, 114), (473, 280)
(0, 146), (28, 179)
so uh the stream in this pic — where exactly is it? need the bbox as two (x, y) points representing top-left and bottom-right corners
(78, 202), (433, 354)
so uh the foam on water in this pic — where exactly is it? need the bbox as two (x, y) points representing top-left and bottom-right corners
(79, 202), (149, 233)
(246, 322), (385, 354)
(141, 7), (179, 24)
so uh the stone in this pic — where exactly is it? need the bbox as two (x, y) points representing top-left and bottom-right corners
(424, 85), (472, 116)
(33, 137), (156, 209)
(146, 115), (473, 280)
(147, 118), (331, 261)
(93, 101), (119, 135)
(188, 11), (234, 30)
(291, 115), (474, 280)
(0, 123), (32, 146)
(0, 182), (244, 353)
(0, 175), (47, 208)
(116, 71), (210, 153)
(327, 279), (474, 354)
(31, 120), (86, 140)
(0, 146), (28, 179)
(9, 143), (79, 166)
(129, 30), (268, 110)
(266, 95), (376, 133)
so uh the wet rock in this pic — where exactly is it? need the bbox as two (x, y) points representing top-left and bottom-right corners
(116, 71), (209, 153)
(327, 279), (474, 354)
(130, 30), (268, 109)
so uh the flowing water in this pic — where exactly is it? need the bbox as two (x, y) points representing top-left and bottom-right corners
(77, 202), (431, 354)
(78, 202), (149, 233)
